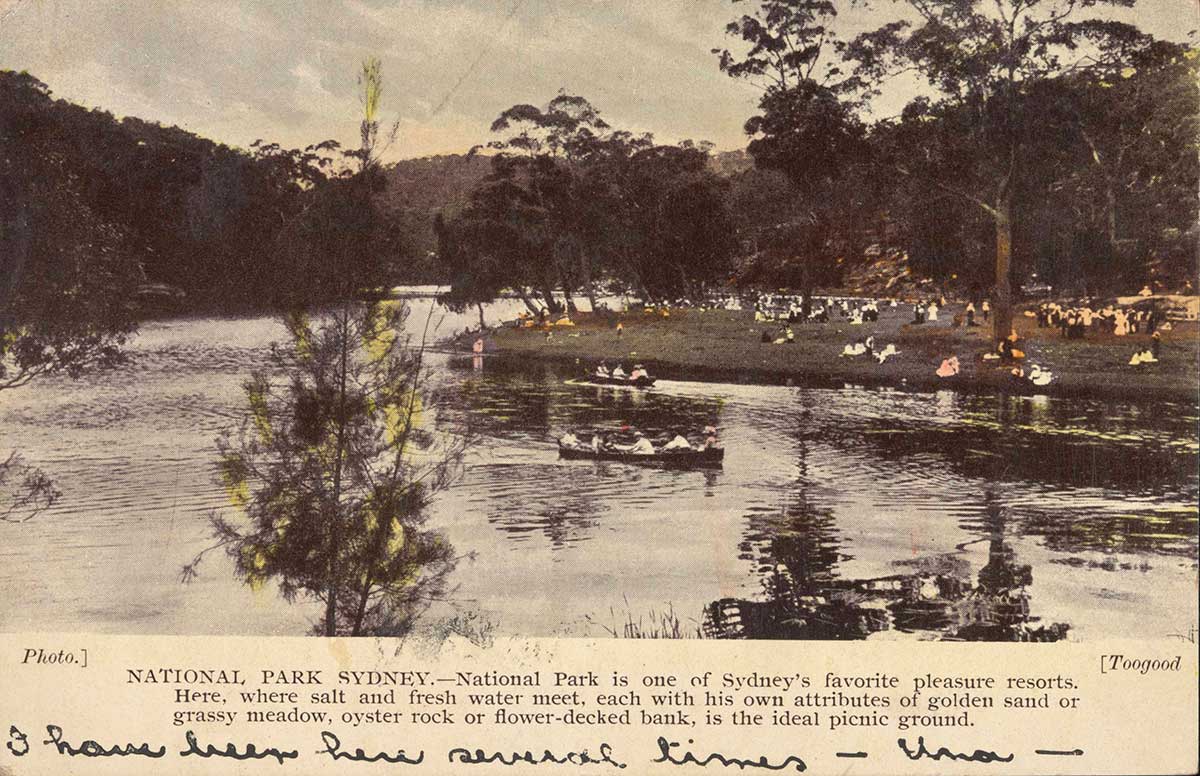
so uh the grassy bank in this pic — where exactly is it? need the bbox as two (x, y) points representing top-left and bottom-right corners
(450, 303), (1199, 402)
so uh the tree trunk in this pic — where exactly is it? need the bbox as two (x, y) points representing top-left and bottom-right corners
(993, 201), (1014, 344)
(618, 249), (650, 303)
(477, 303), (486, 331)
(563, 288), (578, 314)
(516, 288), (541, 315)
(1105, 182), (1118, 248)
(799, 219), (824, 317)
(351, 572), (373, 637)
(325, 311), (351, 637)
(539, 284), (561, 315)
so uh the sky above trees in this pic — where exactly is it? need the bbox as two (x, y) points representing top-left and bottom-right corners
(1, 0), (1195, 160)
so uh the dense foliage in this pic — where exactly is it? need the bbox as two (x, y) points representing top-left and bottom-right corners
(717, 0), (1198, 339)
(4, 1), (1196, 325)
(1, 73), (140, 388)
(435, 94), (738, 312)
(0, 70), (413, 313)
(188, 301), (463, 636)
(182, 59), (466, 638)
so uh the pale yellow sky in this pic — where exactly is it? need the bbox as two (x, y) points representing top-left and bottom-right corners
(1, 0), (1196, 160)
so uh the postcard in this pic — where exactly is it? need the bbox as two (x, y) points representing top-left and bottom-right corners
(1, 1), (1197, 774)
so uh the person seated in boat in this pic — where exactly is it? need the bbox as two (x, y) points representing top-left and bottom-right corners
(473, 337), (485, 355)
(702, 425), (720, 450)
(594, 362), (611, 379)
(662, 431), (693, 452)
(629, 364), (650, 381)
(559, 431), (581, 448)
(785, 327), (795, 344)
(616, 432), (655, 455)
(611, 364), (627, 379)
(592, 432), (604, 453)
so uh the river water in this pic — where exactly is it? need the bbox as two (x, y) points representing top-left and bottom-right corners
(1, 298), (1196, 640)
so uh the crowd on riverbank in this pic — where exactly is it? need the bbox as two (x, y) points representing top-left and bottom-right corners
(452, 292), (1199, 401)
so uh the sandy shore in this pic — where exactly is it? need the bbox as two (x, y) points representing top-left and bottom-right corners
(450, 303), (1199, 402)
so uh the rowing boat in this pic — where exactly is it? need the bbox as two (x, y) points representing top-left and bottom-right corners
(580, 374), (657, 388)
(558, 444), (723, 468)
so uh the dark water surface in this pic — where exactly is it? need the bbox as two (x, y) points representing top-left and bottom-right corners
(2, 303), (1196, 640)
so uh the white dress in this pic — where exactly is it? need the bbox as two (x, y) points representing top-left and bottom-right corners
(630, 438), (655, 455)
(662, 436), (692, 451)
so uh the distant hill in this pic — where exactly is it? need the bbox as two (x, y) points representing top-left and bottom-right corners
(2, 70), (494, 297)
(381, 154), (491, 280)
(1, 70), (292, 309)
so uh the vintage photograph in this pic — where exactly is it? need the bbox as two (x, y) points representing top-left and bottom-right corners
(2, 0), (1197, 644)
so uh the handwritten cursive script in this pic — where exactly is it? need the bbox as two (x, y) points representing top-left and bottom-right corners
(654, 737), (807, 772)
(318, 731), (424, 764)
(42, 724), (166, 758)
(448, 742), (626, 768)
(180, 729), (298, 764)
(898, 736), (1013, 763)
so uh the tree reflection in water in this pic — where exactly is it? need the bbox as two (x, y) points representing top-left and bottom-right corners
(705, 492), (1069, 641)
